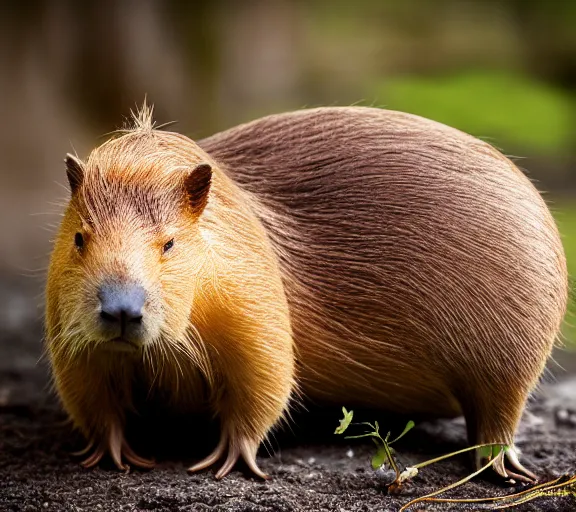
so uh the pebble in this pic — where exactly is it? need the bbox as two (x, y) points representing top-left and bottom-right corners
(556, 408), (576, 426)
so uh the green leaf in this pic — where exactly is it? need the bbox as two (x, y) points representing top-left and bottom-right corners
(389, 420), (415, 445)
(478, 444), (508, 460)
(334, 407), (354, 435)
(371, 444), (387, 470)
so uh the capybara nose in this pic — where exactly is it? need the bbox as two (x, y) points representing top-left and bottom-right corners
(98, 282), (146, 332)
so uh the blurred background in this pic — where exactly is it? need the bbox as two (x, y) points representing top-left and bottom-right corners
(1, 0), (575, 353)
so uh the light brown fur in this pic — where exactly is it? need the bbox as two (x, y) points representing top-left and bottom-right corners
(46, 106), (567, 480)
(46, 107), (294, 477)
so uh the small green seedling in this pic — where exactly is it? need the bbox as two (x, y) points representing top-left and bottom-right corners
(335, 407), (415, 490)
(336, 408), (509, 504)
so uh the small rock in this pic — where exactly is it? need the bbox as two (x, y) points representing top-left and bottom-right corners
(346, 449), (354, 458)
(307, 457), (316, 464)
(555, 408), (576, 427)
(376, 466), (396, 483)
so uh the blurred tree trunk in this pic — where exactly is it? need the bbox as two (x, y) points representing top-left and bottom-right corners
(214, 0), (301, 126)
(510, 0), (576, 89)
(65, 0), (128, 130)
(164, 0), (221, 135)
(509, 0), (576, 174)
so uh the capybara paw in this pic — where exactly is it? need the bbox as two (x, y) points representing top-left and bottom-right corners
(476, 446), (537, 484)
(121, 439), (156, 470)
(187, 431), (268, 480)
(79, 442), (107, 469)
(75, 433), (155, 471)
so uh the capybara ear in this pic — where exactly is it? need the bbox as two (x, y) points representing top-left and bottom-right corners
(184, 163), (212, 215)
(65, 153), (85, 194)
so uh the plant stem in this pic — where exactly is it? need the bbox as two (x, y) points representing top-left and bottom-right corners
(412, 443), (505, 470)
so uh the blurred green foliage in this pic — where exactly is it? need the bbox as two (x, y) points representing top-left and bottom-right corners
(376, 71), (574, 155)
(554, 205), (576, 347)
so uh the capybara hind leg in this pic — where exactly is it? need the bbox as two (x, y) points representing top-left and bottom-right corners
(461, 389), (537, 483)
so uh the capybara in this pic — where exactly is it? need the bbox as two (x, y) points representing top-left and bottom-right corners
(46, 105), (567, 482)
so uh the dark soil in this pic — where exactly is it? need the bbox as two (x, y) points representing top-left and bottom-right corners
(1, 278), (575, 512)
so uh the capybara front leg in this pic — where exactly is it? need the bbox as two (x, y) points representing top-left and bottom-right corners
(53, 358), (154, 471)
(187, 321), (295, 479)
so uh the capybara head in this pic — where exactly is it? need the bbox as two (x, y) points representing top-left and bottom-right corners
(48, 115), (214, 357)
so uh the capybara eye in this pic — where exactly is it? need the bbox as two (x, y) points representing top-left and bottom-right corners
(163, 239), (174, 254)
(74, 232), (84, 250)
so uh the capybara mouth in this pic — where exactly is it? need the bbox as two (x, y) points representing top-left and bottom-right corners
(100, 337), (141, 353)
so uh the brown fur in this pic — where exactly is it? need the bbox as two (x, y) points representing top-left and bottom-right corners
(46, 106), (567, 480)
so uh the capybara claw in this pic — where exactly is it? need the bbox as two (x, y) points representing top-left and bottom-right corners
(121, 440), (155, 470)
(504, 446), (537, 483)
(237, 436), (268, 480)
(478, 446), (537, 484)
(80, 446), (105, 469)
(72, 440), (95, 457)
(188, 433), (228, 474)
(188, 432), (268, 480)
(76, 433), (154, 472)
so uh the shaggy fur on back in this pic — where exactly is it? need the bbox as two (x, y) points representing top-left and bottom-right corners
(199, 107), (567, 449)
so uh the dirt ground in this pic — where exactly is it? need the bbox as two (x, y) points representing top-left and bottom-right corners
(1, 277), (575, 512)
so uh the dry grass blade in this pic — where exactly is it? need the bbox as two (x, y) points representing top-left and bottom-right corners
(400, 473), (576, 510)
(399, 456), (499, 511)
